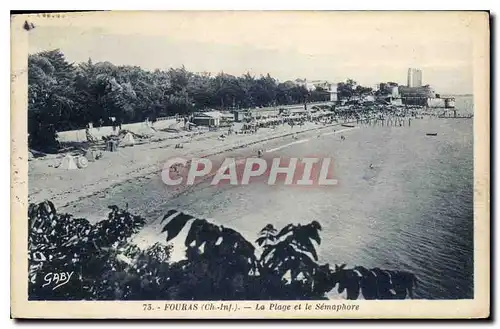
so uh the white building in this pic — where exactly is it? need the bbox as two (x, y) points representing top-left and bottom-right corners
(391, 86), (399, 97)
(330, 83), (338, 102)
(407, 68), (423, 87)
(311, 80), (333, 91)
(294, 78), (335, 92)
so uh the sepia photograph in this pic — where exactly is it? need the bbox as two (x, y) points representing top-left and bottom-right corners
(10, 10), (490, 319)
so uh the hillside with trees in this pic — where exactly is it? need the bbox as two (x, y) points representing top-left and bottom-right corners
(28, 49), (331, 152)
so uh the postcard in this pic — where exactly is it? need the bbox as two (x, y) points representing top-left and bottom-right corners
(10, 10), (490, 319)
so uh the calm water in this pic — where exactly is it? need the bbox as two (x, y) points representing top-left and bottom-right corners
(154, 96), (474, 299)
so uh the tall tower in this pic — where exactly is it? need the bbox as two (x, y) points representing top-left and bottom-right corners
(407, 68), (414, 87)
(415, 69), (422, 87)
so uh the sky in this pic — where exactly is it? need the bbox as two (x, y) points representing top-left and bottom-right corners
(25, 11), (479, 95)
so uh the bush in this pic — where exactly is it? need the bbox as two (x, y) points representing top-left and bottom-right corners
(28, 201), (418, 300)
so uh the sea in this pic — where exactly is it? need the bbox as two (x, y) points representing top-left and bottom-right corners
(151, 95), (475, 300)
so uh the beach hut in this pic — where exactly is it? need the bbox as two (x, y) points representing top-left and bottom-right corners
(121, 132), (135, 146)
(59, 154), (78, 170)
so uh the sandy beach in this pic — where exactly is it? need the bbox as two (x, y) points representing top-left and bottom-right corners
(123, 115), (473, 300)
(28, 120), (348, 220)
(26, 105), (475, 301)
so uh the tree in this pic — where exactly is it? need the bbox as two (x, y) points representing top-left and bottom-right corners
(28, 50), (76, 151)
(29, 202), (419, 301)
(337, 82), (353, 101)
(28, 201), (149, 300)
(354, 85), (373, 97)
(27, 48), (388, 151)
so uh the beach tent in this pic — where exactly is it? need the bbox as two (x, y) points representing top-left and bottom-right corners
(59, 154), (78, 170)
(121, 132), (135, 146)
(166, 122), (184, 133)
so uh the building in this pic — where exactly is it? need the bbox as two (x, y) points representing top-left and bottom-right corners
(232, 110), (248, 122)
(310, 80), (333, 91)
(398, 85), (436, 98)
(407, 68), (423, 87)
(294, 78), (316, 91)
(330, 83), (338, 102)
(391, 86), (399, 97)
(293, 78), (338, 102)
(294, 78), (335, 92)
(192, 111), (224, 127)
(398, 85), (436, 106)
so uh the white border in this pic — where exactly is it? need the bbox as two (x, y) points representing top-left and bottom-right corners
(4, 2), (495, 328)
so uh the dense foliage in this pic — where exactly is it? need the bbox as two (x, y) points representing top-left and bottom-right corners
(28, 49), (333, 151)
(28, 201), (418, 301)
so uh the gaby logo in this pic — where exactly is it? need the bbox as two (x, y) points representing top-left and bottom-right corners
(161, 156), (338, 187)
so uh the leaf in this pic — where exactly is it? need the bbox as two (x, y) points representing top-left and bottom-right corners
(238, 238), (256, 260)
(32, 251), (46, 262)
(198, 221), (221, 249)
(259, 224), (276, 234)
(220, 226), (242, 247)
(161, 209), (180, 224)
(28, 203), (37, 219)
(255, 236), (267, 247)
(275, 224), (294, 240)
(296, 236), (318, 261)
(298, 252), (317, 270)
(44, 200), (57, 216)
(184, 219), (206, 247)
(306, 225), (321, 245)
(161, 212), (194, 242)
(260, 245), (275, 262)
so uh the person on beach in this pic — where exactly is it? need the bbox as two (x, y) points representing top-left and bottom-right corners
(369, 163), (374, 169)
(257, 149), (263, 158)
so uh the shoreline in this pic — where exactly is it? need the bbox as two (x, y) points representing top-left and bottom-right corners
(28, 113), (458, 221)
(28, 120), (355, 219)
(27, 116), (474, 300)
(129, 124), (362, 262)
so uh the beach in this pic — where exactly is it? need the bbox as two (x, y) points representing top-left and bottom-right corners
(28, 120), (336, 218)
(124, 114), (473, 300)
